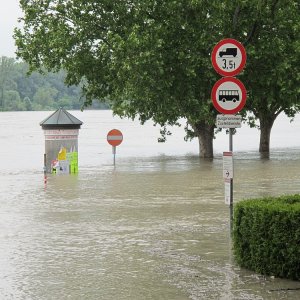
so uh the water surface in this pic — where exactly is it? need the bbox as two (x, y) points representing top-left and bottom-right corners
(0, 111), (300, 299)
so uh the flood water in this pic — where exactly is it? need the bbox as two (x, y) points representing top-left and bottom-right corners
(0, 110), (300, 300)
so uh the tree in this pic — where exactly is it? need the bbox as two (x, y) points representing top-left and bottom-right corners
(14, 0), (239, 158)
(14, 0), (300, 157)
(0, 58), (85, 111)
(33, 86), (58, 109)
(239, 0), (300, 155)
(0, 57), (16, 109)
(23, 96), (33, 110)
(4, 90), (25, 111)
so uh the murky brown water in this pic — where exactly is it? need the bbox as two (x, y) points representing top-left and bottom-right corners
(0, 111), (300, 299)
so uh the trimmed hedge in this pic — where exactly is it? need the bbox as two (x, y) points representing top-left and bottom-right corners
(233, 194), (300, 280)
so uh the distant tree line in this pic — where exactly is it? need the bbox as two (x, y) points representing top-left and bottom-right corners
(0, 56), (109, 111)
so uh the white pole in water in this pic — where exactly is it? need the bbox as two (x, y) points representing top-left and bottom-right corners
(112, 146), (116, 166)
(43, 153), (47, 187)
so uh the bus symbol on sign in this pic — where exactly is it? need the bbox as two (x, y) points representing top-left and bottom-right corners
(219, 90), (239, 103)
(211, 77), (246, 115)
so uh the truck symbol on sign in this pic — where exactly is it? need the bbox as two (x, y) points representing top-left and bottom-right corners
(219, 90), (239, 102)
(219, 47), (237, 57)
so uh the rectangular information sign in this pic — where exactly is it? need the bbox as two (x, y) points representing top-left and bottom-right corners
(223, 151), (233, 179)
(216, 114), (242, 128)
(224, 178), (231, 205)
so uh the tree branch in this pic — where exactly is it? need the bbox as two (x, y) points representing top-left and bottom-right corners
(271, 0), (280, 19)
(233, 6), (240, 32)
(243, 20), (259, 46)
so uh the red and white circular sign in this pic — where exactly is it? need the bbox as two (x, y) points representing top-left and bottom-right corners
(107, 129), (123, 146)
(211, 77), (247, 114)
(211, 38), (246, 77)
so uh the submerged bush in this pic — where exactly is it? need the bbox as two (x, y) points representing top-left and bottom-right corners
(233, 194), (300, 280)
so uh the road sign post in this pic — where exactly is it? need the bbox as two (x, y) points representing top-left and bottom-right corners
(211, 38), (247, 233)
(107, 129), (123, 166)
(229, 130), (234, 232)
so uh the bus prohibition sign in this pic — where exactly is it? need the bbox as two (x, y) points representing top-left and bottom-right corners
(211, 77), (247, 115)
(107, 129), (123, 147)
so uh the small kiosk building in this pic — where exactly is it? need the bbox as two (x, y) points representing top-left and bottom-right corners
(40, 108), (83, 174)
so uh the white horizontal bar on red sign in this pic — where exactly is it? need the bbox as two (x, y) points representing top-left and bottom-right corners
(107, 136), (123, 140)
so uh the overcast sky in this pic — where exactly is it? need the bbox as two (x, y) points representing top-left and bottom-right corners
(0, 0), (22, 57)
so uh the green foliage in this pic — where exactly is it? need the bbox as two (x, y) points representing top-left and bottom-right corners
(14, 0), (233, 130)
(13, 0), (300, 155)
(4, 90), (23, 111)
(240, 0), (300, 120)
(233, 194), (300, 280)
(0, 56), (106, 111)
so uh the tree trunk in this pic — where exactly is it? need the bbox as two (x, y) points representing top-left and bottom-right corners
(0, 86), (3, 108)
(192, 121), (215, 158)
(259, 115), (276, 154)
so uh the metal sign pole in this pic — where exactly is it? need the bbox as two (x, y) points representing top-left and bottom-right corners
(211, 39), (247, 236)
(112, 146), (116, 166)
(43, 153), (47, 187)
(229, 129), (233, 233)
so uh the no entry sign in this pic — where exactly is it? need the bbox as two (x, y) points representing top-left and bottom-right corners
(211, 38), (246, 77)
(107, 129), (123, 147)
(211, 77), (247, 115)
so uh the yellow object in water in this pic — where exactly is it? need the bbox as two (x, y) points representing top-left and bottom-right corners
(58, 147), (67, 160)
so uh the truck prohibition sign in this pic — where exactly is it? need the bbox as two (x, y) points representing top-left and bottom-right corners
(211, 38), (246, 77)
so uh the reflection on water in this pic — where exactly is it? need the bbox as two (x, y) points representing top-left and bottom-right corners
(0, 111), (300, 299)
